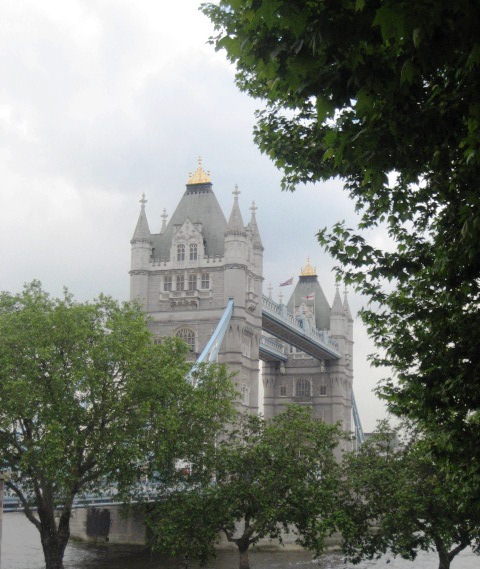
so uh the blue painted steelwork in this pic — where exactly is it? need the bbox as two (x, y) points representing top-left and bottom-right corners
(186, 298), (234, 386)
(352, 391), (365, 448)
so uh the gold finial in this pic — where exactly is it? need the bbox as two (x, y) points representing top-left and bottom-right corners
(300, 257), (317, 277)
(187, 156), (211, 185)
(140, 193), (147, 207)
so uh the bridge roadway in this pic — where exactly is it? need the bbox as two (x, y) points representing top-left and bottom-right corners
(260, 295), (341, 362)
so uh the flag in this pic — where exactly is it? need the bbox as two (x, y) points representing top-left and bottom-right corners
(302, 293), (315, 301)
(279, 277), (293, 286)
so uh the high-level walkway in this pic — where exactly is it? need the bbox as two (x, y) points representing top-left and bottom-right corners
(192, 297), (365, 446)
(261, 295), (341, 361)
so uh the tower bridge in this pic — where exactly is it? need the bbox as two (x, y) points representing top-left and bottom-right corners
(130, 158), (363, 444)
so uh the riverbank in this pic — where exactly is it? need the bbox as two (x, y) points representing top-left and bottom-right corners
(2, 512), (478, 569)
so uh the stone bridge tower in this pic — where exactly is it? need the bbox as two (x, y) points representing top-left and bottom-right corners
(263, 259), (353, 435)
(130, 159), (263, 413)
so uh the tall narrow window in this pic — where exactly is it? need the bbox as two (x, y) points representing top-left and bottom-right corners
(295, 379), (311, 397)
(176, 328), (195, 352)
(320, 384), (327, 396)
(177, 244), (185, 261)
(201, 273), (210, 289)
(242, 335), (251, 358)
(189, 243), (198, 261)
(242, 384), (250, 406)
(279, 384), (287, 397)
(188, 274), (197, 290)
(176, 275), (184, 291)
(163, 276), (172, 291)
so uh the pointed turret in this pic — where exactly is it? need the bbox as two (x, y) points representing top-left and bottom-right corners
(343, 287), (354, 362)
(331, 284), (344, 316)
(225, 185), (247, 237)
(248, 201), (263, 250)
(343, 287), (353, 321)
(131, 193), (152, 244)
(224, 185), (248, 308)
(330, 283), (347, 337)
(160, 209), (168, 234)
(130, 194), (153, 309)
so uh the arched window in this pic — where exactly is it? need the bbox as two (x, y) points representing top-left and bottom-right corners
(176, 328), (195, 352)
(189, 243), (198, 261)
(201, 273), (210, 289)
(177, 244), (185, 261)
(295, 379), (311, 397)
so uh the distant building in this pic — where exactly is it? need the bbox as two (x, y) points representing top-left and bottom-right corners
(130, 159), (353, 430)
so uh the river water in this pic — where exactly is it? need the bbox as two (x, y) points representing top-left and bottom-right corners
(2, 513), (477, 569)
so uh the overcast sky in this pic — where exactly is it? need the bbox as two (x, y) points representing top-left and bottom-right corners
(0, 0), (392, 431)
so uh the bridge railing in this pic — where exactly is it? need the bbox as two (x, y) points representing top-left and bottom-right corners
(262, 295), (339, 352)
(259, 336), (288, 359)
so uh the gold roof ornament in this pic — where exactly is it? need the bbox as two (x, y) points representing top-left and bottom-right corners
(300, 257), (317, 276)
(187, 156), (211, 184)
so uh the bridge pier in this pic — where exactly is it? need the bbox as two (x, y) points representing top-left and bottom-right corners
(69, 504), (146, 545)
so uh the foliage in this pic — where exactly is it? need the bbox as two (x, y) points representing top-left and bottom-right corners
(202, 0), (480, 495)
(341, 422), (480, 569)
(146, 406), (344, 569)
(0, 281), (235, 569)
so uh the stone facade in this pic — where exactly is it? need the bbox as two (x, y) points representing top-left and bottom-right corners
(130, 161), (263, 413)
(263, 261), (354, 448)
(130, 161), (353, 430)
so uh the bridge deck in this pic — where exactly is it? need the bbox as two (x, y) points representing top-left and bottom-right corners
(261, 296), (341, 361)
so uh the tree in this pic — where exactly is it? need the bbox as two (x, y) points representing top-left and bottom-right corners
(340, 423), (480, 569)
(202, 0), (480, 495)
(0, 282), (235, 569)
(146, 406), (344, 569)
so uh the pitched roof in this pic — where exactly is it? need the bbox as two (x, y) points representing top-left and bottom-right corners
(151, 182), (227, 260)
(286, 274), (331, 331)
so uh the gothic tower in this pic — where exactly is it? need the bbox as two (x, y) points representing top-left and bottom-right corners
(129, 159), (263, 412)
(262, 259), (353, 436)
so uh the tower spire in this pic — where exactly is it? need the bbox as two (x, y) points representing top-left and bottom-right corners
(248, 200), (263, 250)
(186, 156), (211, 185)
(131, 194), (152, 244)
(331, 283), (344, 315)
(343, 285), (353, 321)
(225, 185), (246, 236)
(160, 208), (168, 233)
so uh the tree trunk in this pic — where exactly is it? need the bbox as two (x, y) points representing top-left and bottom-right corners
(237, 542), (250, 569)
(437, 551), (450, 569)
(40, 526), (69, 569)
(38, 509), (70, 569)
(435, 537), (450, 569)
